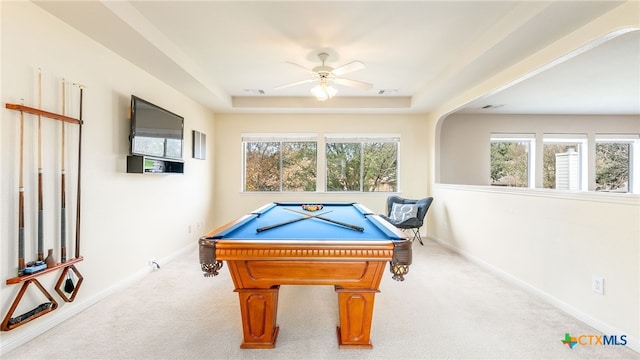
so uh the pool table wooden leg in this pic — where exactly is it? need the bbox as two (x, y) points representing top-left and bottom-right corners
(334, 287), (379, 349)
(235, 286), (280, 349)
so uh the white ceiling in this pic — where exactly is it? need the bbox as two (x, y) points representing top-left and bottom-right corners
(35, 1), (639, 115)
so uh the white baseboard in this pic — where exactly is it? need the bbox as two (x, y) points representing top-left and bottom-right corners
(430, 236), (639, 354)
(0, 243), (196, 356)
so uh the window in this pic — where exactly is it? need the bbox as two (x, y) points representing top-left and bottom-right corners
(244, 141), (280, 191)
(242, 133), (399, 193)
(243, 134), (317, 192)
(595, 134), (640, 193)
(543, 135), (587, 190)
(325, 135), (399, 192)
(282, 142), (317, 191)
(490, 134), (534, 188)
(486, 133), (639, 194)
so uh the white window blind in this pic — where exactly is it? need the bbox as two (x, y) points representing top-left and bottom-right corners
(490, 133), (535, 141)
(324, 134), (400, 143)
(595, 133), (640, 142)
(242, 133), (317, 142)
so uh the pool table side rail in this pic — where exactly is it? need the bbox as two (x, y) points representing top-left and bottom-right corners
(203, 213), (258, 239)
(213, 241), (395, 261)
(367, 214), (407, 241)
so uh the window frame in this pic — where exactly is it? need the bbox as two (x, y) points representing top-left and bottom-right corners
(241, 133), (401, 193)
(542, 134), (588, 191)
(489, 133), (535, 188)
(241, 133), (318, 192)
(595, 134), (640, 193)
(487, 132), (639, 194)
(324, 134), (400, 193)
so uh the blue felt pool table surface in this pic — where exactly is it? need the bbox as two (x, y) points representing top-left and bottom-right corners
(209, 202), (404, 241)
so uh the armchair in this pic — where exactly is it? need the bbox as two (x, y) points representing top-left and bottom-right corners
(380, 195), (433, 245)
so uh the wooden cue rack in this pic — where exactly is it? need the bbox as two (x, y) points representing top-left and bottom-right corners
(2, 102), (85, 331)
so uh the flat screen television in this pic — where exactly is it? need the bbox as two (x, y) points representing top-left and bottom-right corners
(130, 95), (184, 160)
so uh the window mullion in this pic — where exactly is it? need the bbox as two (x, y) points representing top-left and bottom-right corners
(279, 141), (284, 192)
(360, 143), (364, 192)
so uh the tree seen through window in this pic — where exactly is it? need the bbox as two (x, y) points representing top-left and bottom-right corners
(490, 141), (529, 187)
(326, 142), (397, 192)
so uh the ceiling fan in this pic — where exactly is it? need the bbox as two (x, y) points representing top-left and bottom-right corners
(276, 52), (373, 101)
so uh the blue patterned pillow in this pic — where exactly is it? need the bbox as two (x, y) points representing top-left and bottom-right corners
(390, 203), (418, 222)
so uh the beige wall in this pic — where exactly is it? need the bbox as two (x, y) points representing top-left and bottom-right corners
(430, 184), (639, 341)
(212, 113), (430, 227)
(1, 2), (216, 353)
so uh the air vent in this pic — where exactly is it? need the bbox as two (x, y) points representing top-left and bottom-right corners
(481, 104), (505, 109)
(243, 89), (265, 95)
(378, 89), (399, 95)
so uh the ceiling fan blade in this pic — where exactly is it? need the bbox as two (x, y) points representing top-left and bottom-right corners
(332, 61), (365, 76)
(333, 77), (373, 90)
(286, 61), (314, 73)
(275, 78), (314, 89)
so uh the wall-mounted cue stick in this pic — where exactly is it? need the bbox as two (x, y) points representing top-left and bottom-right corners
(60, 79), (67, 263)
(37, 68), (44, 262)
(73, 83), (84, 259)
(18, 102), (26, 275)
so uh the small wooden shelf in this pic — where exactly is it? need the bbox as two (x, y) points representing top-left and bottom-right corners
(5, 103), (80, 125)
(6, 257), (84, 285)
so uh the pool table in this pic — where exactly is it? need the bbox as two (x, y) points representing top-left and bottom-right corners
(199, 202), (412, 349)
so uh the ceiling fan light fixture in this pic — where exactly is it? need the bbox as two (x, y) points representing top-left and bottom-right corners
(311, 81), (337, 101)
(278, 52), (372, 99)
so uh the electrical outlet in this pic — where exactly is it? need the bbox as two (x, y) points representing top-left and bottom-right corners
(592, 276), (604, 295)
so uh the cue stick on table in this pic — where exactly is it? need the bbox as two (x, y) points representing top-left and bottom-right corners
(256, 210), (332, 233)
(284, 208), (364, 232)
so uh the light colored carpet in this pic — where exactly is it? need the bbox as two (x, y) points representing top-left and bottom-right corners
(4, 238), (639, 360)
